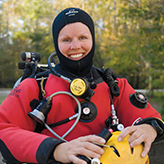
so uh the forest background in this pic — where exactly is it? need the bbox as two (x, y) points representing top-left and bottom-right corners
(0, 0), (164, 115)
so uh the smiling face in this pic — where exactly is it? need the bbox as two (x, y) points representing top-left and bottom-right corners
(58, 22), (93, 61)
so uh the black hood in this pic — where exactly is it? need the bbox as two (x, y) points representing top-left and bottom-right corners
(52, 7), (95, 77)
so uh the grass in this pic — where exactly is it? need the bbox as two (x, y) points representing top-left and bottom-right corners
(0, 95), (8, 104)
(148, 97), (164, 119)
(0, 89), (11, 104)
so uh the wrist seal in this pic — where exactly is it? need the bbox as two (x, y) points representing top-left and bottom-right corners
(150, 120), (164, 135)
(136, 117), (164, 140)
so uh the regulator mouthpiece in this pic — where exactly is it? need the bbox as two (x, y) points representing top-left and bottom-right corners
(28, 97), (52, 124)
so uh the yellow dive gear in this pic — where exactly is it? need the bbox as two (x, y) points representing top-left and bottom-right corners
(99, 131), (149, 164)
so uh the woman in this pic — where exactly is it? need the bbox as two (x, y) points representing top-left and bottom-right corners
(0, 7), (163, 164)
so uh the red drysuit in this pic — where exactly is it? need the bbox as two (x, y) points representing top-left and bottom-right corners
(0, 73), (162, 163)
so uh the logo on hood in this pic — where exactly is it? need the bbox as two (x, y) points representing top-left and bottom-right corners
(65, 9), (78, 16)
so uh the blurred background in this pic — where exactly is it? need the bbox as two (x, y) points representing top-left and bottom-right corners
(0, 0), (164, 162)
(0, 0), (164, 117)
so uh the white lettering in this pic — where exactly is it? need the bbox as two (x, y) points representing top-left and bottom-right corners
(65, 9), (78, 16)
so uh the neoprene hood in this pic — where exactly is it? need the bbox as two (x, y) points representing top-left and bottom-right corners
(52, 7), (95, 76)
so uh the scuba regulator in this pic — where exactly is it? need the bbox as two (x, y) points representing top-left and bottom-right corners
(23, 51), (148, 164)
(27, 51), (124, 133)
(48, 52), (95, 101)
(16, 51), (157, 164)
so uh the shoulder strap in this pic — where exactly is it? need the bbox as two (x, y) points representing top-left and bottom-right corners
(35, 70), (50, 100)
(95, 67), (120, 97)
(30, 71), (50, 133)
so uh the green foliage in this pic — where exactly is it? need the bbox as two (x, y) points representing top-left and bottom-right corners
(99, 0), (164, 89)
(0, 0), (164, 90)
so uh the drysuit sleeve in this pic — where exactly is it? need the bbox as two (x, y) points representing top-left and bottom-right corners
(114, 78), (162, 127)
(0, 78), (64, 163)
(113, 78), (164, 140)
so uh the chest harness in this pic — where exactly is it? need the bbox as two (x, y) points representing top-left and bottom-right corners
(26, 52), (124, 142)
(16, 52), (159, 164)
(18, 52), (150, 141)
